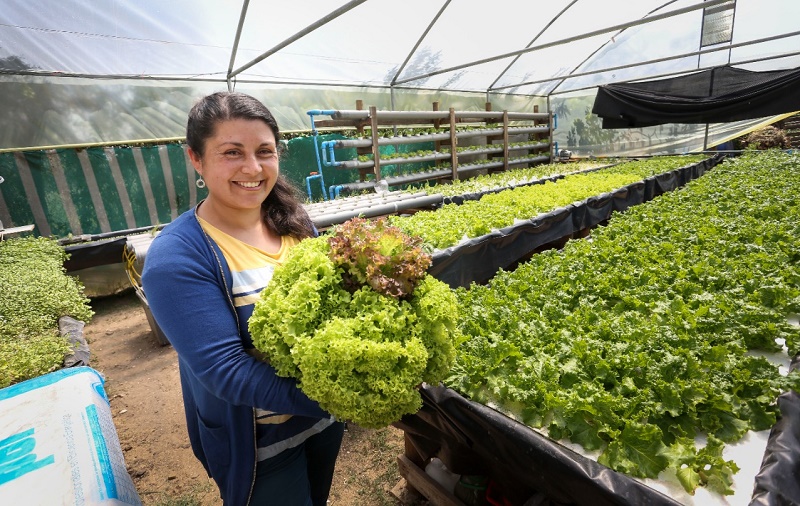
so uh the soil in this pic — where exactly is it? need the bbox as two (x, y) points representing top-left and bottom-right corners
(84, 290), (417, 506)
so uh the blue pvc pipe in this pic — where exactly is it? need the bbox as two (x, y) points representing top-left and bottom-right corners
(306, 174), (327, 201)
(319, 140), (345, 168)
(328, 143), (340, 167)
(320, 140), (331, 166)
(307, 110), (338, 117)
(328, 185), (344, 199)
(307, 131), (328, 200)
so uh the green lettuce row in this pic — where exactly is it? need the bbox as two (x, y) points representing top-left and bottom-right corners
(389, 155), (707, 249)
(417, 159), (616, 197)
(249, 236), (461, 429)
(448, 150), (800, 495)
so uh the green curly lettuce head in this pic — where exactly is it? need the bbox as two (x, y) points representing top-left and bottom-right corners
(249, 236), (351, 378)
(249, 225), (460, 428)
(293, 288), (430, 428)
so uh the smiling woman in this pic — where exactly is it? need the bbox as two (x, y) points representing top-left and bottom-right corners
(188, 117), (282, 252)
(141, 91), (345, 506)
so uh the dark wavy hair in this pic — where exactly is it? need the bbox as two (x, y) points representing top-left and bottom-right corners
(186, 91), (315, 239)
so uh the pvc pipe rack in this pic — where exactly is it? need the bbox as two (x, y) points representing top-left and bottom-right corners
(306, 103), (554, 199)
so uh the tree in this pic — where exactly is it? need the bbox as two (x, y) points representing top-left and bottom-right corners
(569, 107), (618, 151)
(551, 98), (571, 122)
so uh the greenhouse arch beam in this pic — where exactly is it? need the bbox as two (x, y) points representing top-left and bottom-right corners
(545, 0), (681, 96)
(394, 0), (730, 87)
(227, 0), (251, 91)
(0, 70), (229, 82)
(490, 29), (800, 95)
(228, 0), (368, 83)
(391, 0), (451, 87)
(486, 0), (578, 93)
(390, 0), (451, 109)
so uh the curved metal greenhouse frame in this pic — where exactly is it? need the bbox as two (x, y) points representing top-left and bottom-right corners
(0, 0), (798, 153)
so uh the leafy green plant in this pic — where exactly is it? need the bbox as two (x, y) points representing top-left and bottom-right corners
(0, 236), (93, 387)
(448, 150), (800, 495)
(390, 155), (706, 249)
(249, 221), (461, 428)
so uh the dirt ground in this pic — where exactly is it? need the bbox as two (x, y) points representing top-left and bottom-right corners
(84, 290), (417, 506)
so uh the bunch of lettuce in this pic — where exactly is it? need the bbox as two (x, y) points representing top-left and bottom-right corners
(249, 218), (460, 428)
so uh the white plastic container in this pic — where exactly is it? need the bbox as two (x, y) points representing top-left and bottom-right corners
(425, 457), (461, 493)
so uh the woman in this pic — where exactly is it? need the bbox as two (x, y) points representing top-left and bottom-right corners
(142, 91), (344, 506)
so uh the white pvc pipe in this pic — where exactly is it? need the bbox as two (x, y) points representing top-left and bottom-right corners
(311, 194), (444, 229)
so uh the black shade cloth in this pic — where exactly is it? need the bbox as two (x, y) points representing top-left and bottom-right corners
(592, 65), (800, 128)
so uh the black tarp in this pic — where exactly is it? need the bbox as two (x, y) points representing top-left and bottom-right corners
(398, 375), (800, 506)
(592, 65), (800, 129)
(751, 355), (800, 506)
(396, 385), (682, 506)
(62, 237), (127, 272)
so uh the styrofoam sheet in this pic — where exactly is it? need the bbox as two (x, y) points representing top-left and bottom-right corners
(0, 367), (142, 505)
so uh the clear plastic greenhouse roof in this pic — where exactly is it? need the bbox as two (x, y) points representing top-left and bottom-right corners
(1, 0), (799, 150)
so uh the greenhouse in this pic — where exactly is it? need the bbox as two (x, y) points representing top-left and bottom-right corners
(1, 1), (799, 505)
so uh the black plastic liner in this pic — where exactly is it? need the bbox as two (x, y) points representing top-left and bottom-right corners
(429, 205), (576, 289)
(429, 157), (721, 289)
(63, 237), (127, 272)
(751, 356), (800, 506)
(395, 385), (682, 506)
(592, 65), (800, 128)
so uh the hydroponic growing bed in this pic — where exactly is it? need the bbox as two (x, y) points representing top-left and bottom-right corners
(396, 150), (800, 506)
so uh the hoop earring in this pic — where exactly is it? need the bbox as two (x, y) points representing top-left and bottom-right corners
(195, 177), (206, 189)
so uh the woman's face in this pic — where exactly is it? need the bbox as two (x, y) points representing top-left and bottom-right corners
(188, 118), (279, 214)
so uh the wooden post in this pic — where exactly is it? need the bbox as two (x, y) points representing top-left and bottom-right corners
(502, 110), (509, 172)
(546, 105), (555, 163)
(449, 108), (458, 180)
(370, 106), (381, 182)
(355, 100), (365, 137)
(534, 104), (554, 163)
(433, 102), (442, 168)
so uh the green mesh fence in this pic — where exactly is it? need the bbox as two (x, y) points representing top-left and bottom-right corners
(0, 135), (435, 239)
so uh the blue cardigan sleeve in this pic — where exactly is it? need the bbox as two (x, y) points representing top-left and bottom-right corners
(141, 228), (329, 419)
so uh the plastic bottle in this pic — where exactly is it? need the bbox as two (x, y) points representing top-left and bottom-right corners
(424, 457), (460, 493)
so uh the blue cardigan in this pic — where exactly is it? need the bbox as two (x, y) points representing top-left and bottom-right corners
(141, 208), (330, 506)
